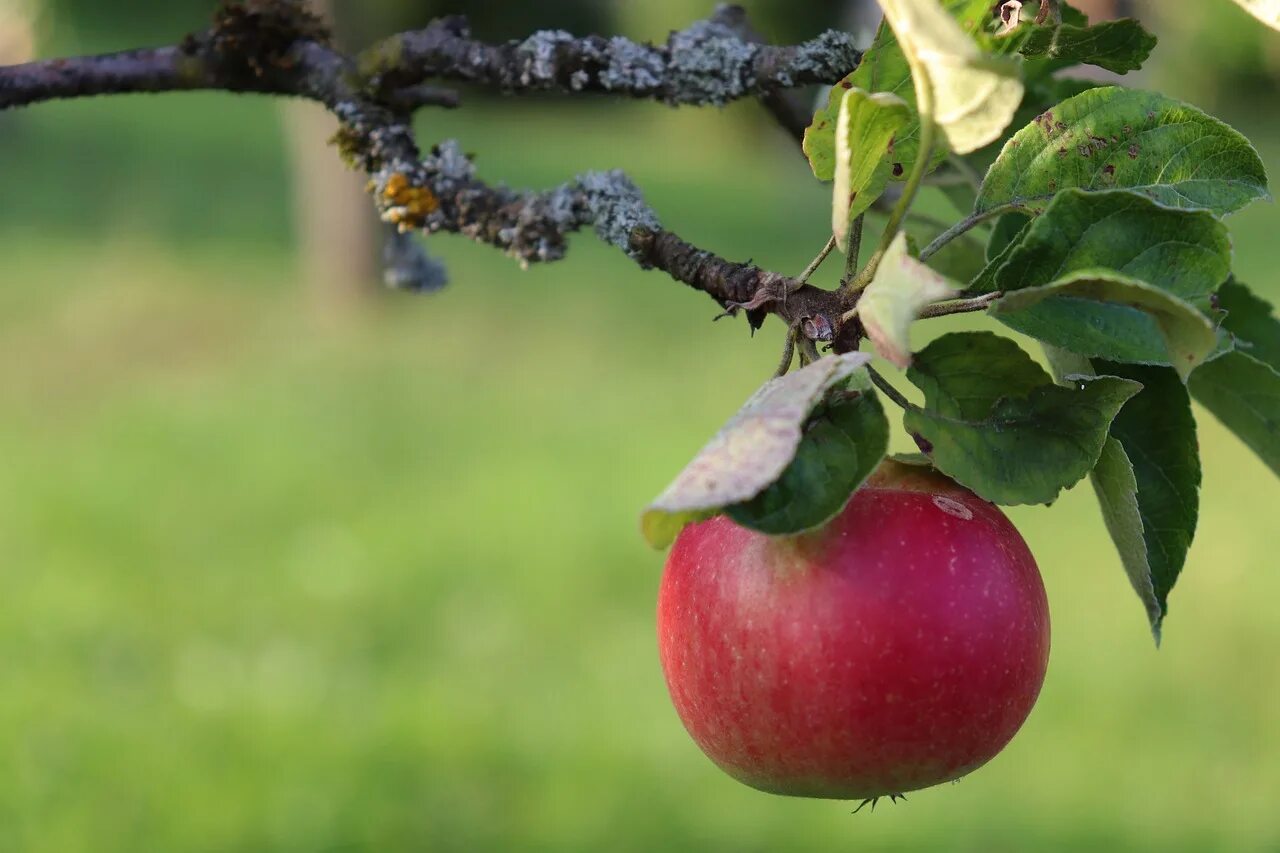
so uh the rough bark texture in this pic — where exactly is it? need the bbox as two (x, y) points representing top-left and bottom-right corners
(0, 1), (861, 342)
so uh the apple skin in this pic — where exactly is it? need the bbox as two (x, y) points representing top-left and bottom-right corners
(657, 461), (1050, 800)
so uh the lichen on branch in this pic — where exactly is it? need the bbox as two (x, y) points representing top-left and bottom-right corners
(0, 0), (858, 345)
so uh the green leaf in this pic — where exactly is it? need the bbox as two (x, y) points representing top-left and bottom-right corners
(1012, 19), (1156, 74)
(1229, 0), (1280, 30)
(836, 1), (1006, 178)
(726, 372), (889, 534)
(879, 0), (1025, 155)
(1215, 279), (1280, 371)
(1188, 281), (1280, 477)
(992, 189), (1231, 299)
(967, 216), (1028, 293)
(908, 331), (1052, 419)
(987, 211), (1031, 262)
(976, 87), (1271, 218)
(904, 332), (1142, 504)
(1090, 438), (1163, 636)
(1051, 349), (1203, 640)
(641, 352), (879, 547)
(992, 269), (1219, 379)
(833, 89), (912, 247)
(859, 231), (961, 367)
(804, 80), (851, 181)
(1100, 363), (1200, 640)
(1189, 351), (1280, 477)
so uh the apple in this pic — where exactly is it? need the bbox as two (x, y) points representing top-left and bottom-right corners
(656, 460), (1050, 800)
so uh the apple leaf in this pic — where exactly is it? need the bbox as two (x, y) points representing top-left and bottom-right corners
(975, 87), (1271, 218)
(1049, 350), (1201, 642)
(803, 80), (848, 181)
(726, 371), (889, 535)
(859, 231), (962, 368)
(642, 353), (883, 548)
(1189, 281), (1280, 477)
(968, 217), (1029, 294)
(987, 189), (1231, 300)
(991, 269), (1219, 380)
(833, 89), (911, 248)
(1011, 19), (1156, 74)
(987, 211), (1031, 262)
(1228, 0), (1280, 30)
(903, 333), (1143, 505)
(1212, 279), (1280, 370)
(975, 190), (1231, 370)
(1100, 363), (1200, 641)
(1090, 438), (1162, 635)
(1189, 353), (1280, 477)
(907, 331), (1053, 419)
(814, 0), (1006, 180)
(878, 0), (1025, 155)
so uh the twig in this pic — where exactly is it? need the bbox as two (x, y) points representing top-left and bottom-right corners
(919, 292), (1002, 318)
(797, 236), (837, 284)
(919, 207), (1011, 261)
(774, 320), (801, 377)
(867, 366), (917, 411)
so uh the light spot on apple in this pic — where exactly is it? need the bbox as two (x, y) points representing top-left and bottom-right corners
(932, 496), (974, 520)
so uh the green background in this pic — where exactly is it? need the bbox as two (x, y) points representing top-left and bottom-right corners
(1, 2), (1279, 849)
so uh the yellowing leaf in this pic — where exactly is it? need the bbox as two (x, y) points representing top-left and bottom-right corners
(833, 88), (911, 250)
(878, 0), (1025, 153)
(1230, 0), (1280, 30)
(859, 231), (961, 368)
(642, 352), (874, 548)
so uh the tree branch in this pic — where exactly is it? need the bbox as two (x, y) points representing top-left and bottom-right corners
(0, 1), (856, 345)
(357, 12), (859, 107)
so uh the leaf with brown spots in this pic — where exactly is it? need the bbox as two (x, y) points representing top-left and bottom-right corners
(976, 87), (1270, 217)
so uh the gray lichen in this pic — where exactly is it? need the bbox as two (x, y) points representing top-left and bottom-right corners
(422, 139), (475, 187)
(577, 170), (661, 260)
(665, 19), (759, 106)
(516, 30), (575, 87)
(785, 30), (860, 82)
(599, 36), (665, 95)
(383, 228), (448, 293)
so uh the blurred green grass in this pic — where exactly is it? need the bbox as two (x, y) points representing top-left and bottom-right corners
(1, 78), (1280, 852)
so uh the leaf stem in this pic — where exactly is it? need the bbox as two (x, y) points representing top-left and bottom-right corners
(918, 205), (1011, 261)
(797, 235), (837, 284)
(867, 366), (917, 411)
(842, 214), (865, 284)
(919, 291), (1002, 318)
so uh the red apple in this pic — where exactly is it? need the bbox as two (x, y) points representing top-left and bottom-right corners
(657, 460), (1050, 800)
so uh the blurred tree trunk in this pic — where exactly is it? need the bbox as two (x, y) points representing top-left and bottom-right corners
(280, 0), (381, 318)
